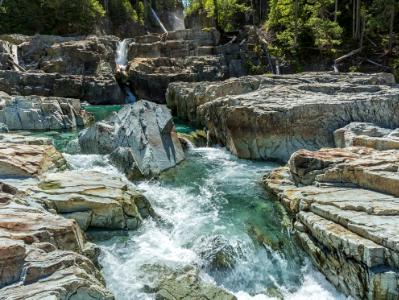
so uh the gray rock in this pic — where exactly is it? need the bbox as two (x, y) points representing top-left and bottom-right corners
(166, 72), (398, 161)
(335, 122), (399, 150)
(79, 100), (185, 179)
(0, 123), (8, 133)
(142, 265), (237, 300)
(0, 92), (92, 130)
(0, 35), (124, 104)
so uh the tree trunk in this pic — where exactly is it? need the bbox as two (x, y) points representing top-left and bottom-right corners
(389, 2), (395, 53)
(334, 0), (338, 22)
(352, 0), (356, 39)
(294, 0), (299, 47)
(213, 0), (220, 32)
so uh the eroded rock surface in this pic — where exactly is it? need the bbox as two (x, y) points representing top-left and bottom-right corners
(0, 142), (67, 177)
(335, 122), (399, 150)
(167, 72), (398, 161)
(79, 100), (185, 179)
(0, 184), (113, 299)
(27, 170), (154, 230)
(122, 27), (269, 103)
(0, 91), (92, 130)
(263, 123), (399, 299)
(0, 35), (123, 104)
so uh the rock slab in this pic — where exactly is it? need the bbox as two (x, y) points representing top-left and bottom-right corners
(79, 100), (185, 179)
(167, 72), (399, 161)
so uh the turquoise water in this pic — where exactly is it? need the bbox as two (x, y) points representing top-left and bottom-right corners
(18, 104), (345, 300)
(61, 132), (345, 300)
(83, 104), (122, 122)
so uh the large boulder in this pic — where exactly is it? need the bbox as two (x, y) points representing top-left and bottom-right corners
(27, 170), (155, 230)
(166, 72), (399, 161)
(0, 186), (113, 299)
(0, 92), (92, 130)
(79, 100), (185, 179)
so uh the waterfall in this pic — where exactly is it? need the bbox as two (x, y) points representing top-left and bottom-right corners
(151, 8), (168, 34)
(115, 39), (129, 70)
(126, 88), (136, 104)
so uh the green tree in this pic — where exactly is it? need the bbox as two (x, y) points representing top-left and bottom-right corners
(0, 0), (105, 35)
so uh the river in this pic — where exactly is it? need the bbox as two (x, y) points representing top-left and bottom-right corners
(23, 105), (348, 300)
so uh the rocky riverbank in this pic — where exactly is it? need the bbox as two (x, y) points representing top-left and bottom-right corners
(263, 123), (399, 299)
(167, 72), (399, 161)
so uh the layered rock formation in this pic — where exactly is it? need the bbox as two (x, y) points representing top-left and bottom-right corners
(0, 142), (67, 177)
(122, 27), (268, 103)
(0, 91), (92, 130)
(263, 123), (399, 299)
(167, 72), (399, 161)
(0, 35), (123, 104)
(29, 170), (154, 230)
(0, 185), (113, 299)
(79, 100), (185, 179)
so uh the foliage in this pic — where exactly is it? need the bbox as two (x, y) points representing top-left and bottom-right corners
(108, 0), (145, 26)
(0, 0), (105, 35)
(185, 0), (250, 32)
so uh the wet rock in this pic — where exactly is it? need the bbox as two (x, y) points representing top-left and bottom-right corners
(0, 143), (67, 177)
(166, 72), (399, 161)
(142, 265), (237, 300)
(27, 170), (155, 230)
(263, 124), (399, 299)
(79, 100), (185, 179)
(0, 91), (92, 130)
(178, 130), (207, 148)
(194, 235), (241, 271)
(264, 166), (399, 299)
(0, 40), (20, 71)
(335, 122), (399, 150)
(0, 123), (8, 133)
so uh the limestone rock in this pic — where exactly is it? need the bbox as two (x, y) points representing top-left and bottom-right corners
(334, 122), (399, 150)
(166, 72), (399, 161)
(0, 143), (67, 177)
(79, 100), (185, 178)
(0, 92), (92, 130)
(28, 170), (154, 230)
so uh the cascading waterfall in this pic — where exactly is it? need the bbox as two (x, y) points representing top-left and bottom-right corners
(151, 8), (168, 34)
(116, 39), (129, 70)
(115, 39), (136, 104)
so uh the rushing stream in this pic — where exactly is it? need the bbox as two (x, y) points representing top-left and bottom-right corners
(21, 105), (347, 300)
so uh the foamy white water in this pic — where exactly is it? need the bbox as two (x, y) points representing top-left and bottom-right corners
(66, 147), (349, 300)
